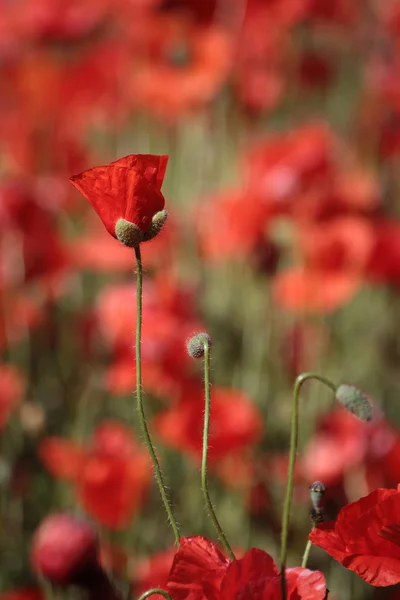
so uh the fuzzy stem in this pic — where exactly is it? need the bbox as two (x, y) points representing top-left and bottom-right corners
(301, 530), (315, 569)
(134, 245), (180, 545)
(137, 590), (172, 600)
(202, 339), (235, 561)
(280, 373), (336, 600)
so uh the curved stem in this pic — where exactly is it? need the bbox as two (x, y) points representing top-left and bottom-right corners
(301, 532), (315, 569)
(134, 245), (180, 545)
(280, 373), (336, 600)
(202, 339), (235, 561)
(137, 590), (172, 600)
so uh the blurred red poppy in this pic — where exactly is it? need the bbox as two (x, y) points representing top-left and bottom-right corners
(0, 590), (43, 600)
(153, 384), (263, 464)
(39, 421), (151, 529)
(70, 154), (168, 239)
(310, 486), (400, 586)
(167, 536), (326, 600)
(0, 364), (25, 430)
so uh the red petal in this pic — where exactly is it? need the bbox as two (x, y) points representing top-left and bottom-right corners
(167, 536), (229, 600)
(219, 548), (278, 600)
(342, 554), (400, 587)
(38, 438), (85, 481)
(286, 568), (326, 600)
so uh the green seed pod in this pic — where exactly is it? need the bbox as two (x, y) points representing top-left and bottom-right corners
(143, 210), (168, 242)
(335, 384), (373, 422)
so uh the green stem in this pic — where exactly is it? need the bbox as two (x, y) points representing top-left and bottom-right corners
(280, 373), (336, 600)
(301, 530), (315, 568)
(202, 339), (235, 561)
(134, 245), (180, 545)
(137, 590), (172, 600)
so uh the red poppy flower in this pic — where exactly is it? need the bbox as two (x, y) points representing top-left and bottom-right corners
(0, 364), (25, 430)
(167, 536), (326, 600)
(39, 421), (152, 529)
(70, 154), (168, 241)
(310, 486), (400, 586)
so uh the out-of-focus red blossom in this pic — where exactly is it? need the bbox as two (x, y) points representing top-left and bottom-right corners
(297, 51), (333, 90)
(310, 486), (400, 587)
(0, 292), (42, 352)
(31, 513), (99, 586)
(95, 278), (203, 398)
(129, 15), (232, 120)
(39, 421), (151, 529)
(167, 536), (326, 600)
(133, 548), (176, 599)
(70, 154), (168, 239)
(153, 384), (263, 464)
(367, 221), (400, 286)
(0, 364), (25, 430)
(195, 189), (271, 262)
(244, 123), (334, 211)
(301, 407), (400, 491)
(0, 590), (43, 600)
(281, 322), (328, 379)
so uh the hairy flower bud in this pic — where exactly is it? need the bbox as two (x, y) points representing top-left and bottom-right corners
(31, 513), (99, 586)
(186, 333), (212, 359)
(335, 384), (373, 422)
(115, 219), (144, 248)
(143, 210), (168, 242)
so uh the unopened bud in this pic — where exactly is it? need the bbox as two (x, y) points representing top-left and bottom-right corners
(335, 384), (373, 422)
(115, 219), (144, 248)
(143, 210), (168, 242)
(186, 333), (212, 359)
(31, 513), (99, 586)
(309, 481), (326, 511)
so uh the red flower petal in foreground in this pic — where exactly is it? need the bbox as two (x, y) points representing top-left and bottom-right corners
(70, 154), (168, 245)
(167, 537), (326, 600)
(310, 486), (400, 586)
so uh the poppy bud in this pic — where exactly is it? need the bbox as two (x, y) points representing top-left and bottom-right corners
(309, 481), (326, 524)
(115, 219), (144, 248)
(143, 210), (168, 242)
(335, 384), (373, 422)
(186, 333), (212, 359)
(31, 513), (99, 586)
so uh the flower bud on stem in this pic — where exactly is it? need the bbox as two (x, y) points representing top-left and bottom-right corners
(280, 373), (336, 600)
(188, 334), (235, 560)
(134, 245), (180, 545)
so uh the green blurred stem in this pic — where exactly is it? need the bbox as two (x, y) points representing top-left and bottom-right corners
(280, 373), (336, 600)
(202, 339), (235, 561)
(134, 245), (180, 545)
(137, 590), (172, 600)
(301, 528), (315, 568)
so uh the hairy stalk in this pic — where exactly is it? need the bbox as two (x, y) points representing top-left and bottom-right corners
(280, 373), (336, 600)
(202, 339), (235, 561)
(134, 245), (180, 545)
(137, 590), (172, 600)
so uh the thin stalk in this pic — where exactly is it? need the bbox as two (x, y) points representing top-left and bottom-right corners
(137, 590), (172, 600)
(134, 245), (180, 545)
(202, 339), (235, 561)
(301, 530), (315, 569)
(280, 373), (336, 600)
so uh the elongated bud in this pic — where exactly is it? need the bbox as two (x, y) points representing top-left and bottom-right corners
(309, 481), (326, 524)
(143, 210), (168, 242)
(115, 218), (144, 247)
(335, 384), (373, 422)
(186, 333), (212, 359)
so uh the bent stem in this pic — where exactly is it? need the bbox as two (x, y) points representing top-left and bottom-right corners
(134, 245), (180, 545)
(301, 530), (315, 569)
(137, 590), (172, 600)
(202, 338), (235, 561)
(280, 373), (336, 600)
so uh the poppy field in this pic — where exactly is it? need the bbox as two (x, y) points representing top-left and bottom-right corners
(4, 1), (400, 599)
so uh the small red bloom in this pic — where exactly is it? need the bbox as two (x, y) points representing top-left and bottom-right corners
(310, 486), (400, 586)
(167, 536), (326, 600)
(70, 154), (168, 241)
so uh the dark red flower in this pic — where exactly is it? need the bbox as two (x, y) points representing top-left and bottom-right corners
(310, 486), (400, 586)
(167, 536), (326, 600)
(70, 154), (168, 241)
(31, 513), (99, 586)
